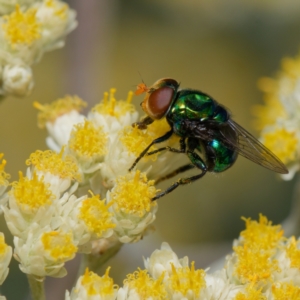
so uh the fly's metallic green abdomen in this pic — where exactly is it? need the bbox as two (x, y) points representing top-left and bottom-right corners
(206, 138), (238, 172)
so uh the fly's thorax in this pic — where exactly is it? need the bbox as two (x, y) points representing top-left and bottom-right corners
(168, 89), (217, 122)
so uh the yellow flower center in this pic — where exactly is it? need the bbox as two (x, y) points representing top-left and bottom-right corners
(33, 95), (87, 128)
(0, 153), (10, 186)
(11, 172), (55, 213)
(124, 268), (166, 299)
(233, 245), (280, 284)
(234, 285), (266, 300)
(285, 236), (300, 269)
(0, 234), (8, 256)
(240, 214), (284, 251)
(110, 170), (158, 217)
(41, 231), (77, 261)
(272, 282), (300, 300)
(26, 148), (81, 181)
(169, 262), (206, 297)
(120, 125), (157, 160)
(68, 120), (107, 159)
(45, 0), (68, 19)
(81, 268), (118, 296)
(92, 89), (136, 118)
(2, 5), (41, 47)
(262, 128), (298, 164)
(78, 192), (115, 237)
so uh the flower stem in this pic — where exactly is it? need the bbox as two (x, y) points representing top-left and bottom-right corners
(77, 242), (122, 277)
(27, 275), (45, 300)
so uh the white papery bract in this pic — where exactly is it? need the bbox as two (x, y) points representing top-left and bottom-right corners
(1, 64), (33, 96)
(144, 242), (189, 280)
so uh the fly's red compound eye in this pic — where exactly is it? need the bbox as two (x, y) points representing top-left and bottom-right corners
(142, 86), (174, 119)
(141, 78), (179, 120)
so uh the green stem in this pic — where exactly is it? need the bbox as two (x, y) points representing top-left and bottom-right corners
(77, 242), (122, 277)
(27, 275), (46, 300)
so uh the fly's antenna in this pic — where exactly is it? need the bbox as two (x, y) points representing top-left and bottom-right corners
(134, 71), (149, 95)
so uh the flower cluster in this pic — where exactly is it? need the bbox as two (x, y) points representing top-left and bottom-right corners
(253, 49), (300, 180)
(0, 89), (180, 282)
(0, 0), (77, 97)
(34, 90), (179, 244)
(68, 215), (300, 299)
(1, 149), (117, 279)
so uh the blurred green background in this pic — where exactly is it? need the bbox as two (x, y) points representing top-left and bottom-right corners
(0, 0), (299, 298)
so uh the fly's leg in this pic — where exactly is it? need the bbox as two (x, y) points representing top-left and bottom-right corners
(129, 129), (173, 171)
(146, 137), (186, 156)
(132, 116), (154, 129)
(152, 138), (209, 201)
(155, 164), (195, 185)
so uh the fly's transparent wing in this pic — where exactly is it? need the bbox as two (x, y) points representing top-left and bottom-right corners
(224, 119), (288, 174)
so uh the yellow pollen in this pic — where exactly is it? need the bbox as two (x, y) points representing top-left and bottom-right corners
(10, 172), (55, 213)
(0, 153), (10, 186)
(41, 231), (77, 261)
(233, 244), (280, 284)
(234, 285), (266, 300)
(281, 54), (300, 80)
(81, 267), (118, 296)
(169, 262), (206, 297)
(285, 236), (300, 269)
(25, 148), (81, 181)
(0, 234), (8, 256)
(272, 282), (300, 300)
(124, 268), (167, 299)
(92, 89), (136, 118)
(45, 0), (68, 20)
(33, 95), (87, 128)
(262, 128), (298, 164)
(2, 5), (41, 47)
(240, 214), (284, 251)
(120, 125), (157, 160)
(110, 171), (158, 217)
(68, 120), (107, 158)
(78, 192), (115, 237)
(147, 118), (171, 139)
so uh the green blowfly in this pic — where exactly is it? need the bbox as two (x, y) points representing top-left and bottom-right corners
(129, 78), (288, 201)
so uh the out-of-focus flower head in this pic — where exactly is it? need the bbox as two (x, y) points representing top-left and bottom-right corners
(0, 1), (77, 97)
(0, 153), (10, 211)
(253, 50), (300, 180)
(0, 232), (12, 286)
